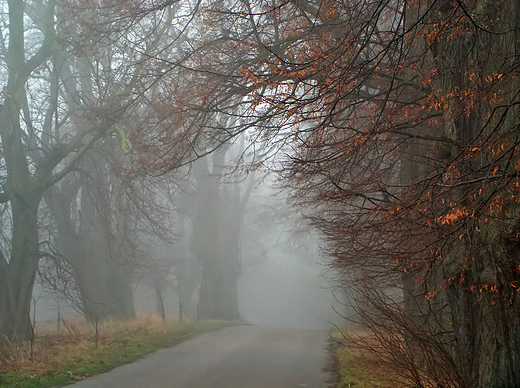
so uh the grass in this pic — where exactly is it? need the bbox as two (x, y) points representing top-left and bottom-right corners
(334, 328), (396, 388)
(335, 346), (393, 388)
(0, 314), (237, 388)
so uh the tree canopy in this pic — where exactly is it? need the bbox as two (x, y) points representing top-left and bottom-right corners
(0, 1), (519, 386)
(198, 0), (520, 386)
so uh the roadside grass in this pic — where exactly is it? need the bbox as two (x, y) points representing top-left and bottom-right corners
(336, 345), (394, 388)
(334, 328), (396, 388)
(0, 314), (236, 388)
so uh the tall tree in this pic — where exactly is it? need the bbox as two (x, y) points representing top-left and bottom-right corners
(200, 0), (520, 386)
(0, 0), (206, 339)
(41, 2), (181, 323)
(46, 146), (138, 322)
(179, 143), (256, 320)
(0, 0), (97, 340)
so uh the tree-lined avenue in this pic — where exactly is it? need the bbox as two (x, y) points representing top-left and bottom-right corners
(70, 325), (332, 388)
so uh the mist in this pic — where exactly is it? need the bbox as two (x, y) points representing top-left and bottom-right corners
(33, 169), (344, 332)
(238, 247), (341, 329)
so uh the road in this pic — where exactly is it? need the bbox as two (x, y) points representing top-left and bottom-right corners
(69, 325), (333, 388)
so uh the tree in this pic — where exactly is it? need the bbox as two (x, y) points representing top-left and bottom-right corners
(202, 0), (520, 386)
(45, 145), (138, 322)
(40, 4), (181, 322)
(0, 0), (209, 339)
(0, 0), (96, 340)
(136, 194), (201, 321)
(179, 142), (256, 320)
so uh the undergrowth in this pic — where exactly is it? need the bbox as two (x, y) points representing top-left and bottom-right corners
(334, 328), (396, 388)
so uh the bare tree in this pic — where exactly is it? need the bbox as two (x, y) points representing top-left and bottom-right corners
(0, 0), (99, 340)
(191, 0), (520, 386)
(0, 0), (219, 339)
(177, 143), (256, 320)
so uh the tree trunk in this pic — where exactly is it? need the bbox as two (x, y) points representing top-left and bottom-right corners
(186, 151), (248, 321)
(69, 203), (136, 322)
(73, 248), (135, 322)
(46, 152), (136, 323)
(198, 260), (240, 320)
(0, 197), (39, 339)
(0, 0), (55, 340)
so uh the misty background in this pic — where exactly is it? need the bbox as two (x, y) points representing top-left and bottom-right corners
(33, 157), (345, 330)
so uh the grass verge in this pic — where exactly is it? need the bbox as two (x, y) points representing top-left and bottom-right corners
(0, 315), (237, 388)
(335, 346), (393, 388)
(333, 329), (395, 388)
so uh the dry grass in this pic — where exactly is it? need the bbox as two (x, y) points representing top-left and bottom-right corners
(0, 314), (234, 388)
(0, 314), (156, 370)
(334, 327), (398, 388)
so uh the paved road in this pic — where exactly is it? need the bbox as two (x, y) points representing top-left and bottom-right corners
(70, 325), (333, 388)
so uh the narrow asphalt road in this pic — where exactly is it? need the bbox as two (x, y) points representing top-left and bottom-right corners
(69, 325), (333, 388)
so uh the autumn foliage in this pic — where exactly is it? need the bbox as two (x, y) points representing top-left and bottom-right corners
(51, 3), (520, 385)
(207, 0), (520, 387)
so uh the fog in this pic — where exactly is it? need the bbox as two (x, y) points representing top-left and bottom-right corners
(238, 248), (341, 328)
(33, 173), (344, 331)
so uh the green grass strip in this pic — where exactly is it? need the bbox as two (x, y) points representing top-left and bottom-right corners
(0, 320), (236, 388)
